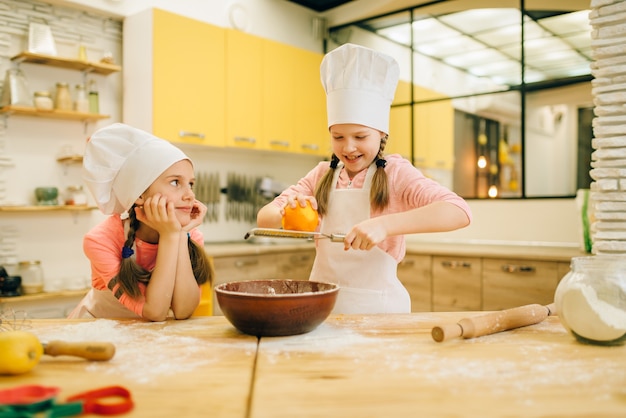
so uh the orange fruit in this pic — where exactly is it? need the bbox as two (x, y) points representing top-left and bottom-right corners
(282, 201), (319, 232)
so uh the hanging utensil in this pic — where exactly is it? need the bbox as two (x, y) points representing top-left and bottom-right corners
(245, 228), (345, 242)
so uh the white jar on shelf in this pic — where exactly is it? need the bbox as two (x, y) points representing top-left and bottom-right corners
(18, 260), (44, 295)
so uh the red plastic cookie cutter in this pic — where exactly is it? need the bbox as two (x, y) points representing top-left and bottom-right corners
(66, 385), (134, 415)
(0, 384), (59, 405)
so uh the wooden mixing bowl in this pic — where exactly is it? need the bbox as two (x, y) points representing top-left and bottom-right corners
(215, 279), (339, 337)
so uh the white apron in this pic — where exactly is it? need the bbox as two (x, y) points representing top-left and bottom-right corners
(309, 163), (410, 314)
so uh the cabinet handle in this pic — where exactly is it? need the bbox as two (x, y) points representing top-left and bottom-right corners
(234, 136), (256, 144)
(270, 140), (290, 148)
(234, 259), (259, 268)
(179, 131), (205, 139)
(501, 264), (536, 274)
(289, 254), (312, 263)
(441, 260), (471, 269)
(301, 143), (319, 151)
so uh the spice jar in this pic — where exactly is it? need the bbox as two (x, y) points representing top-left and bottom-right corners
(17, 260), (44, 295)
(554, 256), (626, 346)
(34, 91), (53, 110)
(74, 84), (89, 113)
(54, 82), (72, 111)
(65, 185), (87, 206)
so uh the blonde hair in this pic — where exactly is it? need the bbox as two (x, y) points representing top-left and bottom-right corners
(111, 207), (213, 299)
(315, 134), (390, 216)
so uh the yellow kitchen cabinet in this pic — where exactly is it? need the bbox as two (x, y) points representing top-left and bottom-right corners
(432, 255), (482, 311)
(388, 105), (412, 160)
(293, 48), (329, 156)
(262, 39), (297, 153)
(225, 29), (263, 149)
(482, 258), (560, 311)
(397, 254), (432, 312)
(413, 87), (454, 170)
(124, 8), (225, 146)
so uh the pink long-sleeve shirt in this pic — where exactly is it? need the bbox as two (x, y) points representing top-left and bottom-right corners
(83, 215), (204, 316)
(272, 154), (472, 262)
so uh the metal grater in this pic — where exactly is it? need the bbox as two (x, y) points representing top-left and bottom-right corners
(244, 228), (345, 242)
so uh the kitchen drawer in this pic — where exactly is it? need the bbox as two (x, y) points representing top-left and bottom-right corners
(397, 254), (432, 312)
(482, 258), (559, 310)
(212, 253), (278, 315)
(275, 250), (315, 281)
(432, 256), (482, 311)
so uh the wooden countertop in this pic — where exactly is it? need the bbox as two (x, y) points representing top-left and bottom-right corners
(1, 313), (624, 417)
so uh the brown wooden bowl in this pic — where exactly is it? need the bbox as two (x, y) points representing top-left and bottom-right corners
(215, 279), (339, 337)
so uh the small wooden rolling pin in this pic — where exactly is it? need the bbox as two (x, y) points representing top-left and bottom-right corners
(431, 303), (556, 343)
(42, 341), (116, 361)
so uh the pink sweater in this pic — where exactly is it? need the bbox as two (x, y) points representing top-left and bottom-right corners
(272, 154), (471, 262)
(83, 215), (204, 316)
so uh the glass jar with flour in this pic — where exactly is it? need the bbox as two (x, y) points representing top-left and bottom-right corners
(555, 256), (626, 345)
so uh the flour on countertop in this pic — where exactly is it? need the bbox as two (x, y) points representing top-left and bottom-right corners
(32, 319), (254, 384)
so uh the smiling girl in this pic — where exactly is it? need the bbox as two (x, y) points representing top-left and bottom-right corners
(256, 44), (471, 314)
(69, 123), (212, 321)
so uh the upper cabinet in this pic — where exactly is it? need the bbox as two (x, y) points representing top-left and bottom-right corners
(225, 29), (263, 149)
(124, 8), (327, 156)
(124, 9), (225, 147)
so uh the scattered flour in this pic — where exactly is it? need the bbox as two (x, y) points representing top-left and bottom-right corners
(31, 319), (254, 384)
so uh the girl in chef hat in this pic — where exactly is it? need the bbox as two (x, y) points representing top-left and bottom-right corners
(257, 43), (471, 314)
(68, 123), (213, 321)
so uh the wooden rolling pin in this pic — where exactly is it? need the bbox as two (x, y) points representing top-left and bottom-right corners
(42, 340), (116, 361)
(431, 303), (556, 343)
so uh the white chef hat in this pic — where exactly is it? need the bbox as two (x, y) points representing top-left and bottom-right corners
(83, 123), (191, 215)
(321, 43), (399, 134)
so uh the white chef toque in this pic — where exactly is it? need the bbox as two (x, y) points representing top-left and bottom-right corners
(83, 123), (191, 215)
(320, 43), (399, 134)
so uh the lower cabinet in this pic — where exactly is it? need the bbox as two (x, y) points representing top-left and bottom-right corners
(482, 258), (560, 310)
(211, 248), (572, 315)
(397, 254), (432, 312)
(432, 256), (482, 311)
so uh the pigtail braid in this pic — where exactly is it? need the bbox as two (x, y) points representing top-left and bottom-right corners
(187, 237), (213, 286)
(115, 207), (150, 299)
(371, 135), (390, 211)
(314, 154), (340, 216)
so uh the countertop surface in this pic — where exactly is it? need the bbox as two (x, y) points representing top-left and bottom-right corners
(1, 313), (624, 417)
(204, 240), (586, 261)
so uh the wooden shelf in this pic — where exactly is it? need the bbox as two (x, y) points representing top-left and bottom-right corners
(0, 288), (88, 303)
(0, 205), (97, 212)
(11, 51), (121, 75)
(57, 155), (83, 164)
(0, 105), (109, 122)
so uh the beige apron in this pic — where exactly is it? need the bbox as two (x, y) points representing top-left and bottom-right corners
(67, 288), (142, 319)
(309, 163), (410, 314)
(68, 218), (143, 319)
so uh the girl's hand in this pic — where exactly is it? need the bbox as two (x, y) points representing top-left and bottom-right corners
(135, 193), (182, 234)
(344, 218), (387, 251)
(282, 195), (318, 215)
(183, 199), (207, 232)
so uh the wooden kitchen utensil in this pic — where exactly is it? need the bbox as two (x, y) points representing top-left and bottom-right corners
(43, 340), (115, 361)
(244, 227), (346, 242)
(431, 303), (555, 342)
